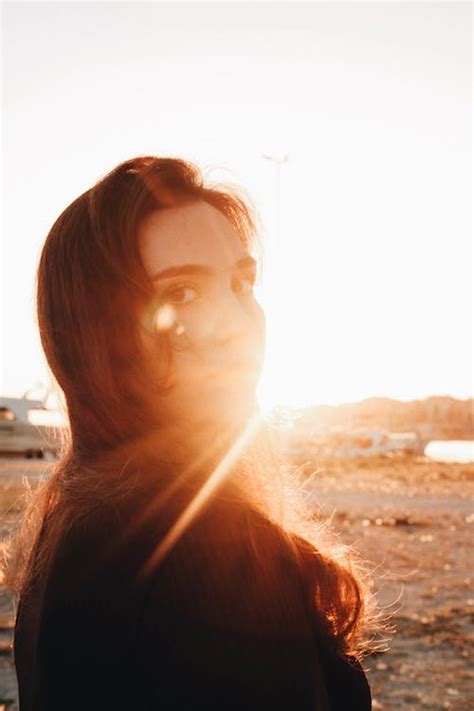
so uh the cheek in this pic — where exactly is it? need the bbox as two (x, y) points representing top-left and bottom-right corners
(174, 309), (209, 343)
(256, 302), (266, 340)
(252, 302), (266, 356)
(175, 300), (266, 355)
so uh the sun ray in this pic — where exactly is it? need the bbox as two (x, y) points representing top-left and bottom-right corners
(139, 411), (263, 578)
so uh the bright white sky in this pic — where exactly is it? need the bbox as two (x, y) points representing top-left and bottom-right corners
(1, 1), (472, 411)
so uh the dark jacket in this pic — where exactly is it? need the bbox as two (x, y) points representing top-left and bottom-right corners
(14, 476), (371, 710)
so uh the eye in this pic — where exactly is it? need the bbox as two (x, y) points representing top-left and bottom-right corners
(232, 274), (256, 296)
(162, 284), (199, 305)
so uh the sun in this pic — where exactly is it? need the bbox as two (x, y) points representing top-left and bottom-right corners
(253, 279), (320, 414)
(253, 267), (376, 413)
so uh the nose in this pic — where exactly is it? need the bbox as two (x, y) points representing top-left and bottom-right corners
(212, 285), (265, 357)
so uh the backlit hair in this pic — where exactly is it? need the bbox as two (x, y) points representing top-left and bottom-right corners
(2, 156), (389, 663)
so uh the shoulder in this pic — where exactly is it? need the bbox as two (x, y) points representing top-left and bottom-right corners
(317, 646), (372, 711)
(133, 495), (332, 710)
(135, 492), (310, 641)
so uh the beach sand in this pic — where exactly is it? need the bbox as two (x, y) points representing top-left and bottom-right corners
(0, 454), (472, 710)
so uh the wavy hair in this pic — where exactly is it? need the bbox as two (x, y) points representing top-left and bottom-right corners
(1, 156), (388, 664)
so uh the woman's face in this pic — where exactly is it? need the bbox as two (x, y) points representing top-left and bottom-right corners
(138, 201), (266, 428)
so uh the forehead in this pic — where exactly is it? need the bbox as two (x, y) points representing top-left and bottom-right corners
(138, 201), (249, 276)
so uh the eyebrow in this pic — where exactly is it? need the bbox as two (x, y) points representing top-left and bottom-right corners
(150, 256), (257, 282)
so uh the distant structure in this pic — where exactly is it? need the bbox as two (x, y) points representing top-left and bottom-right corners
(0, 395), (61, 458)
(276, 395), (474, 461)
(281, 425), (427, 460)
(319, 427), (426, 459)
(1, 396), (45, 423)
(293, 396), (474, 445)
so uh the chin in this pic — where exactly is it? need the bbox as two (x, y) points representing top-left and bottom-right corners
(174, 381), (260, 431)
(213, 394), (259, 422)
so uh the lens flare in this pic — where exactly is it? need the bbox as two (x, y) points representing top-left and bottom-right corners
(154, 303), (177, 331)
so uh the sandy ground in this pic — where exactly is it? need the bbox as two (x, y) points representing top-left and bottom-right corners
(0, 454), (472, 710)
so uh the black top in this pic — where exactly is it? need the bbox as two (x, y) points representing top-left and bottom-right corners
(14, 477), (371, 710)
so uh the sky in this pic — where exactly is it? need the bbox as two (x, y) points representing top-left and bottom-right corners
(1, 1), (472, 411)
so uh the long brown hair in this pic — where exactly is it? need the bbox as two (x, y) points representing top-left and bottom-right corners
(2, 156), (388, 663)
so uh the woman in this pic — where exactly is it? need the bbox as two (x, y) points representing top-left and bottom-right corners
(4, 156), (382, 710)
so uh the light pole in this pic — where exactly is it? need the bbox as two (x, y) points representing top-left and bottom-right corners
(262, 153), (288, 253)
